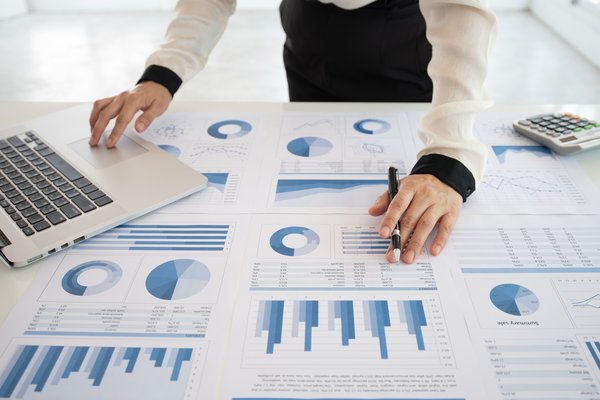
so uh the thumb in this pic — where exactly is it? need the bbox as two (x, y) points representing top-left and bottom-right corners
(135, 103), (165, 133)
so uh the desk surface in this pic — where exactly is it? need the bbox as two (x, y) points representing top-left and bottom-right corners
(0, 101), (599, 324)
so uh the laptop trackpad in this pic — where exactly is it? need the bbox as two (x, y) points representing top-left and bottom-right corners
(68, 135), (148, 169)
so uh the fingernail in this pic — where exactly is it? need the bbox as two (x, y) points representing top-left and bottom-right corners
(136, 122), (145, 132)
(431, 244), (441, 256)
(404, 250), (415, 264)
(381, 226), (390, 237)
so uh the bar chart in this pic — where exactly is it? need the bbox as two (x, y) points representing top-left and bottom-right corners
(0, 343), (200, 399)
(74, 224), (231, 253)
(243, 295), (453, 368)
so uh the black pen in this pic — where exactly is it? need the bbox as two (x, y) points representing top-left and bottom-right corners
(387, 166), (401, 263)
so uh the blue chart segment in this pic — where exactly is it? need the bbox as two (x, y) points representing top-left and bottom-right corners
(145, 259), (210, 301)
(489, 284), (539, 316)
(157, 144), (181, 158)
(75, 224), (229, 252)
(353, 119), (391, 135)
(286, 137), (332, 157)
(274, 179), (387, 208)
(61, 261), (122, 296)
(0, 345), (194, 399)
(204, 173), (229, 193)
(585, 341), (600, 371)
(492, 145), (554, 164)
(269, 226), (320, 257)
(254, 299), (430, 361)
(207, 120), (252, 140)
(341, 229), (388, 255)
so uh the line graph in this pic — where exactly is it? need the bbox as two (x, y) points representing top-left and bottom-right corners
(483, 174), (562, 194)
(555, 279), (600, 328)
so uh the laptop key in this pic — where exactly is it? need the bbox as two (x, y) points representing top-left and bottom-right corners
(73, 177), (92, 189)
(54, 197), (69, 207)
(33, 220), (51, 232)
(47, 211), (66, 225)
(27, 213), (44, 224)
(44, 153), (83, 182)
(7, 136), (26, 148)
(94, 196), (113, 207)
(72, 195), (96, 213)
(87, 190), (105, 200)
(22, 227), (35, 236)
(60, 203), (82, 219)
(16, 219), (28, 228)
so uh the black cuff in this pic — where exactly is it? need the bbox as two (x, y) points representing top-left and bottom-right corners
(410, 154), (476, 202)
(137, 65), (182, 97)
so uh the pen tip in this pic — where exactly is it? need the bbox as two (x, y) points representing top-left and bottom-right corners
(393, 249), (400, 263)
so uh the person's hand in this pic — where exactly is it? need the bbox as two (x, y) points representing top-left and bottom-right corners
(368, 174), (463, 264)
(89, 81), (172, 148)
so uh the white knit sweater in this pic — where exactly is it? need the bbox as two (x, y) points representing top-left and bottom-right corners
(145, 0), (497, 184)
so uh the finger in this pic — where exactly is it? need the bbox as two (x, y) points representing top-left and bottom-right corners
(398, 192), (434, 250)
(107, 100), (141, 147)
(134, 101), (166, 133)
(384, 243), (397, 264)
(429, 210), (459, 256)
(368, 191), (390, 216)
(379, 184), (415, 238)
(401, 205), (441, 264)
(90, 96), (125, 146)
(89, 98), (113, 130)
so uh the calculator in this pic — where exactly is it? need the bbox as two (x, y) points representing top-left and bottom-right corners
(512, 113), (600, 155)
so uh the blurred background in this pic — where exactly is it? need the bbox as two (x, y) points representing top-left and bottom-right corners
(0, 0), (598, 104)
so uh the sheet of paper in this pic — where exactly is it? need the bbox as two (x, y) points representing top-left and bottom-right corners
(0, 212), (250, 398)
(444, 214), (600, 400)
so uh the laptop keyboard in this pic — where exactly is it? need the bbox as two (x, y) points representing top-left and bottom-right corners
(0, 131), (113, 236)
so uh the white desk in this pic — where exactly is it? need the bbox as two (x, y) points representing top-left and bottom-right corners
(0, 101), (599, 325)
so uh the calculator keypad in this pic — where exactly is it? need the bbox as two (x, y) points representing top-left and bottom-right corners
(518, 113), (600, 140)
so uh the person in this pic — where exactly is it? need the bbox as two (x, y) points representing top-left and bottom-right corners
(88, 0), (497, 264)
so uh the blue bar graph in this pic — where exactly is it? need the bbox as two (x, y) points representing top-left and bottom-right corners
(398, 300), (428, 351)
(341, 231), (389, 255)
(74, 224), (229, 252)
(585, 341), (600, 371)
(0, 345), (195, 399)
(254, 299), (430, 361)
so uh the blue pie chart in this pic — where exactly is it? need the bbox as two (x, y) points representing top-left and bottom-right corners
(146, 259), (210, 300)
(207, 120), (252, 139)
(62, 260), (122, 296)
(269, 226), (320, 256)
(353, 119), (391, 135)
(489, 284), (539, 316)
(158, 144), (181, 158)
(287, 137), (332, 157)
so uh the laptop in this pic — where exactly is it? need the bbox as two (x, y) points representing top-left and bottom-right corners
(0, 105), (207, 268)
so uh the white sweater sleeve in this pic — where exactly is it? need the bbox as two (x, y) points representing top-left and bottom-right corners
(145, 0), (236, 83)
(418, 0), (497, 184)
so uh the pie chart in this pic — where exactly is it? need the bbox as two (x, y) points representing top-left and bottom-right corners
(145, 259), (210, 300)
(489, 283), (539, 316)
(353, 119), (391, 135)
(62, 260), (122, 296)
(287, 137), (332, 157)
(269, 226), (320, 256)
(207, 120), (252, 139)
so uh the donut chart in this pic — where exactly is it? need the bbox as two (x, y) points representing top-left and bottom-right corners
(207, 120), (252, 139)
(353, 119), (391, 135)
(287, 137), (332, 157)
(157, 144), (181, 158)
(489, 283), (540, 316)
(269, 226), (320, 257)
(145, 259), (210, 300)
(61, 260), (122, 296)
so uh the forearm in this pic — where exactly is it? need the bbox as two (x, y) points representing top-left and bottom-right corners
(416, 0), (497, 190)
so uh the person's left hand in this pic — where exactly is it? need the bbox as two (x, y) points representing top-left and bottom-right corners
(368, 174), (463, 264)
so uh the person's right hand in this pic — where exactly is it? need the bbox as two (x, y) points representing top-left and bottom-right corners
(89, 81), (172, 148)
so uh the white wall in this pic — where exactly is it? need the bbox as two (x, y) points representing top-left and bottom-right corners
(0, 0), (27, 19)
(530, 0), (600, 69)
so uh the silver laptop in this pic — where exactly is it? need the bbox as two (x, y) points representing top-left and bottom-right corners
(0, 105), (207, 268)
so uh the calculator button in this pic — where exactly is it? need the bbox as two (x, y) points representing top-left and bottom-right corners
(550, 119), (561, 124)
(566, 125), (577, 130)
(547, 124), (558, 130)
(584, 125), (594, 130)
(518, 120), (532, 126)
